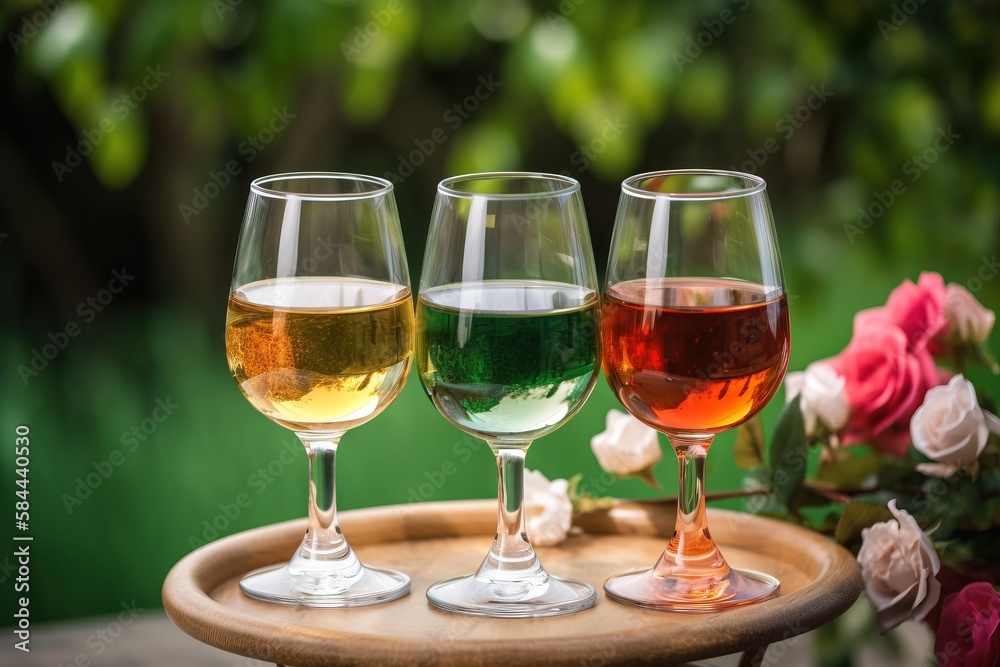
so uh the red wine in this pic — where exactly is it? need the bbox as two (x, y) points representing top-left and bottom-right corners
(602, 278), (790, 434)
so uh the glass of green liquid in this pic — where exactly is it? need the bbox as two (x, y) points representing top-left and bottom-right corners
(416, 172), (601, 617)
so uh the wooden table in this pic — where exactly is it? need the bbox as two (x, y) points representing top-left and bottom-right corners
(163, 499), (862, 667)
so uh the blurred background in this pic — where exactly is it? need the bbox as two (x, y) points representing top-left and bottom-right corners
(1, 0), (998, 663)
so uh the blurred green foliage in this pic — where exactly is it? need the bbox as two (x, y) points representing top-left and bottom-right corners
(0, 0), (997, 630)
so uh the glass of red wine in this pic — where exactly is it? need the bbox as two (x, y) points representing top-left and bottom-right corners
(601, 170), (791, 612)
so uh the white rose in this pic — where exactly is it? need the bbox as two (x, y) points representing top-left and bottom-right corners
(589, 409), (662, 477)
(857, 499), (941, 633)
(944, 283), (995, 344)
(784, 362), (851, 437)
(987, 411), (1000, 436)
(911, 375), (989, 479)
(524, 469), (572, 547)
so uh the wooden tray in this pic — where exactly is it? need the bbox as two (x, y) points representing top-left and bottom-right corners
(163, 499), (862, 667)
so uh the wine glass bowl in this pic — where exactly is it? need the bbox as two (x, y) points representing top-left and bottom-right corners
(602, 170), (791, 612)
(227, 277), (413, 433)
(224, 172), (413, 607)
(416, 172), (601, 617)
(602, 278), (789, 434)
(417, 280), (599, 443)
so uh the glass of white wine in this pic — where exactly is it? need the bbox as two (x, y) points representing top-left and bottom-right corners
(225, 172), (413, 607)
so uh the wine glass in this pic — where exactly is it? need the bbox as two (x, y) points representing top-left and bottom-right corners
(416, 172), (601, 617)
(225, 172), (413, 607)
(602, 169), (791, 612)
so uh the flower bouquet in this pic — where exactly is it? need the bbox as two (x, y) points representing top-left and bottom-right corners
(733, 272), (999, 662)
(525, 271), (998, 663)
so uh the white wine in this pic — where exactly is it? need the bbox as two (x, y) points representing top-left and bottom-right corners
(226, 277), (414, 432)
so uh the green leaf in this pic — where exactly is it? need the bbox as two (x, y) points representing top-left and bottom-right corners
(630, 465), (661, 490)
(793, 485), (846, 508)
(973, 342), (1000, 374)
(740, 467), (788, 515)
(768, 395), (809, 507)
(971, 498), (1000, 531)
(566, 474), (615, 514)
(876, 458), (918, 488)
(734, 418), (766, 469)
(816, 511), (844, 533)
(938, 539), (975, 571)
(816, 451), (883, 488)
(835, 501), (893, 546)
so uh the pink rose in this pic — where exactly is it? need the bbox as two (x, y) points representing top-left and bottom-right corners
(855, 272), (947, 352)
(926, 569), (988, 633)
(935, 582), (1000, 667)
(829, 318), (943, 457)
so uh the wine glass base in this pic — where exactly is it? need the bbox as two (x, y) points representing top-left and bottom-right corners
(427, 572), (596, 618)
(604, 566), (779, 613)
(240, 563), (410, 608)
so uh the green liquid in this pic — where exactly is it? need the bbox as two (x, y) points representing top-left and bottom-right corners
(416, 281), (600, 442)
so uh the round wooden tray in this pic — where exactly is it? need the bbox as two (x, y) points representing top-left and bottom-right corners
(163, 499), (862, 667)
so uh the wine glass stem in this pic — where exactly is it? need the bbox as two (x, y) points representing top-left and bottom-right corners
(489, 445), (535, 569)
(665, 434), (723, 569)
(298, 434), (350, 560)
